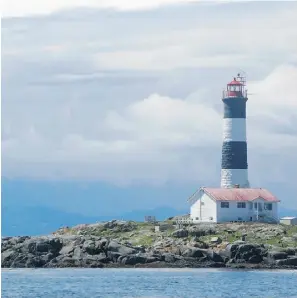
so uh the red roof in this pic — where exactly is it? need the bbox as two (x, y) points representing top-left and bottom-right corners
(202, 187), (280, 202)
(227, 79), (243, 86)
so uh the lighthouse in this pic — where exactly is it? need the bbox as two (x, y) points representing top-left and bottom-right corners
(187, 73), (280, 224)
(220, 74), (250, 188)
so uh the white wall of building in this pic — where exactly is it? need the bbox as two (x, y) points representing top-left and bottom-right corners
(190, 193), (217, 223)
(217, 201), (248, 222)
(217, 198), (278, 223)
(190, 191), (279, 223)
(280, 217), (297, 225)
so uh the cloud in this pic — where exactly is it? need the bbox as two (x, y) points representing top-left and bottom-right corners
(1, 0), (199, 17)
(2, 65), (297, 186)
(1, 2), (297, 193)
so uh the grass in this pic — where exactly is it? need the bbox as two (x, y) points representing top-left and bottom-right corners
(286, 225), (297, 237)
(133, 235), (155, 247)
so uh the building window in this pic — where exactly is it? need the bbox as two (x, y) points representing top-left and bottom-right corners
(195, 217), (199, 220)
(201, 202), (205, 206)
(237, 202), (246, 208)
(254, 203), (257, 209)
(264, 203), (272, 211)
(209, 217), (213, 220)
(221, 202), (229, 208)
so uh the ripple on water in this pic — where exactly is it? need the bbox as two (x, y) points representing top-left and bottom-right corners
(2, 269), (297, 298)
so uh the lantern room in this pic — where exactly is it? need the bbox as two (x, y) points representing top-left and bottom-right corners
(222, 73), (247, 99)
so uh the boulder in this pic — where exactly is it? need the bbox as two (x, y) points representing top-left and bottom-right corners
(207, 262), (226, 268)
(120, 255), (147, 265)
(83, 240), (102, 255)
(238, 244), (256, 254)
(181, 248), (204, 258)
(59, 243), (76, 255)
(224, 244), (239, 258)
(72, 247), (84, 260)
(26, 238), (62, 255)
(107, 251), (122, 262)
(276, 257), (297, 267)
(162, 253), (177, 263)
(210, 237), (222, 244)
(171, 229), (188, 238)
(25, 256), (45, 268)
(248, 255), (263, 264)
(51, 256), (80, 268)
(1, 250), (18, 267)
(107, 241), (136, 255)
(10, 254), (29, 268)
(282, 248), (296, 256)
(268, 251), (288, 260)
(188, 227), (206, 237)
(206, 250), (224, 263)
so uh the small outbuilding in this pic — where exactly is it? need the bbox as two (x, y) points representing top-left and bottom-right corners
(280, 217), (297, 226)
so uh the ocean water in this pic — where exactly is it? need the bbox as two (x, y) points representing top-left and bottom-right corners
(1, 268), (297, 298)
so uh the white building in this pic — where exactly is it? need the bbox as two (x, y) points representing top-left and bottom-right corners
(280, 217), (297, 226)
(188, 187), (280, 224)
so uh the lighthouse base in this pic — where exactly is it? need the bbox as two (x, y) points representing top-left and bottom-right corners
(221, 169), (250, 188)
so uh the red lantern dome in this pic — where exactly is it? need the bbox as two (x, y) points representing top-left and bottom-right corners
(222, 74), (247, 99)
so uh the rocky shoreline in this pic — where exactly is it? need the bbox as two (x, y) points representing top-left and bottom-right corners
(2, 221), (297, 269)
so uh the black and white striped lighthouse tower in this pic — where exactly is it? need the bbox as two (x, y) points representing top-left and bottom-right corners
(220, 74), (250, 188)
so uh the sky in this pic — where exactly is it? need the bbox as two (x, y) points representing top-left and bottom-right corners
(1, 0), (297, 216)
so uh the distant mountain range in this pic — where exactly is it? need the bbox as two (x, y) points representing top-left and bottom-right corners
(1, 205), (188, 236)
(2, 204), (296, 237)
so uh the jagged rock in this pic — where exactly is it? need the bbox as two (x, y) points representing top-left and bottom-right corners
(2, 221), (297, 269)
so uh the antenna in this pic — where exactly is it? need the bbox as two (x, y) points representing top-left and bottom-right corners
(236, 70), (246, 86)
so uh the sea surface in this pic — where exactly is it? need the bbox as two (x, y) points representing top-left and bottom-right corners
(1, 268), (297, 298)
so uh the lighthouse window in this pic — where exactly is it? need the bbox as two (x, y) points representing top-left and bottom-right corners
(237, 202), (246, 208)
(221, 202), (229, 208)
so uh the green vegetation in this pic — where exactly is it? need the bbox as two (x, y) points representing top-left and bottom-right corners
(132, 235), (155, 246)
(54, 221), (297, 250)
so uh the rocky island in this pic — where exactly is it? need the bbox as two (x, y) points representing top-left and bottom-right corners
(2, 220), (297, 269)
